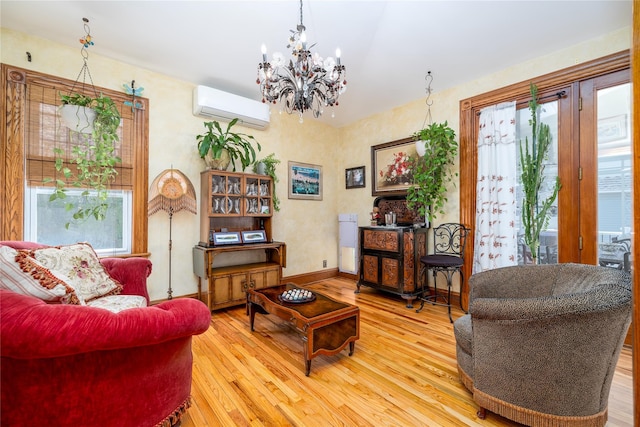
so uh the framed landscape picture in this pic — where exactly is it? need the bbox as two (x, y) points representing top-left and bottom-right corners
(241, 230), (267, 243)
(345, 166), (366, 189)
(288, 161), (323, 200)
(371, 137), (416, 196)
(212, 231), (241, 245)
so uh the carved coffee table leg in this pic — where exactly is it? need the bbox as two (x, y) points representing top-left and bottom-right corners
(249, 302), (256, 331)
(305, 360), (311, 376)
(349, 341), (355, 356)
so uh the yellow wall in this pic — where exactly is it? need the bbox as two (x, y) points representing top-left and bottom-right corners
(1, 26), (631, 301)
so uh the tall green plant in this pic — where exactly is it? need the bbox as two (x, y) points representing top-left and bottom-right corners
(48, 93), (121, 228)
(406, 121), (458, 223)
(520, 83), (561, 263)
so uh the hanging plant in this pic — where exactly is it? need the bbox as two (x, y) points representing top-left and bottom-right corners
(46, 93), (122, 228)
(406, 121), (458, 224)
(253, 153), (281, 211)
(520, 83), (561, 264)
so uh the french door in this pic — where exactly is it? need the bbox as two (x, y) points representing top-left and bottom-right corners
(514, 69), (631, 270)
(459, 51), (631, 309)
(578, 70), (632, 270)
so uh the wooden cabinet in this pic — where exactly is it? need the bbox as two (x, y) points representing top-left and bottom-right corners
(199, 170), (274, 244)
(193, 170), (286, 311)
(356, 226), (427, 308)
(204, 262), (280, 311)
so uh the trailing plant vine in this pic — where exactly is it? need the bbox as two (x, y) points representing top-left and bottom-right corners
(406, 121), (458, 224)
(520, 83), (561, 263)
(47, 93), (121, 228)
(253, 153), (281, 211)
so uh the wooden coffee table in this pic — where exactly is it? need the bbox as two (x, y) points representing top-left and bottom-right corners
(247, 283), (360, 376)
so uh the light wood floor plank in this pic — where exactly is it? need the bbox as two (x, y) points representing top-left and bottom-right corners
(183, 277), (632, 426)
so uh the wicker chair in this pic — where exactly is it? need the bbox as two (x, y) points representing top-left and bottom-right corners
(454, 263), (631, 427)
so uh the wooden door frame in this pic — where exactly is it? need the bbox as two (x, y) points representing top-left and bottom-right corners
(631, 3), (639, 423)
(458, 50), (629, 310)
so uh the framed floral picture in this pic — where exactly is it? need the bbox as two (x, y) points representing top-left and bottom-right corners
(371, 137), (416, 196)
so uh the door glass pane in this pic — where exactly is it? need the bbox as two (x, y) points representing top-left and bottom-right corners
(515, 100), (559, 265)
(597, 83), (632, 272)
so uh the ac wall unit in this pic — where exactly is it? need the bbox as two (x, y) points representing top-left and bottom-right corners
(193, 85), (270, 130)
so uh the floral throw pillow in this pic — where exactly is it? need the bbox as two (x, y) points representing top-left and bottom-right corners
(19, 242), (122, 303)
(0, 246), (81, 304)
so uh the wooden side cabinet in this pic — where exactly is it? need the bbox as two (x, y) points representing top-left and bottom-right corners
(356, 226), (427, 308)
(205, 262), (281, 311)
(193, 242), (286, 311)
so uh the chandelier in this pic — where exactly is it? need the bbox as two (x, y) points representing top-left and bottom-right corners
(257, 0), (347, 121)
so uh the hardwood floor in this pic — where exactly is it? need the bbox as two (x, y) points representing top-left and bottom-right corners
(182, 277), (633, 427)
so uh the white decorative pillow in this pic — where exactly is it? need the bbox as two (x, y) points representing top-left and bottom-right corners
(19, 242), (122, 303)
(0, 246), (82, 304)
(86, 295), (147, 313)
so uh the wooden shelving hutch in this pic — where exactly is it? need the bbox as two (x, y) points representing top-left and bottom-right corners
(192, 170), (286, 311)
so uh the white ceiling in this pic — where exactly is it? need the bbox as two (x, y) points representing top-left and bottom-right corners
(1, 1), (632, 128)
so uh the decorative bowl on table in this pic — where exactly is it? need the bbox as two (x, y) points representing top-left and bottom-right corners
(278, 288), (316, 304)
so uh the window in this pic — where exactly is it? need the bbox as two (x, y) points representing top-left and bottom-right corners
(1, 64), (149, 254)
(24, 187), (132, 255)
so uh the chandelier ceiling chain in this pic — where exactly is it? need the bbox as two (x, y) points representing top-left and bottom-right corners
(257, 0), (347, 122)
(421, 71), (433, 129)
(70, 17), (98, 99)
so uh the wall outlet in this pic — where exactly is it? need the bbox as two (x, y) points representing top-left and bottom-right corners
(323, 260), (327, 268)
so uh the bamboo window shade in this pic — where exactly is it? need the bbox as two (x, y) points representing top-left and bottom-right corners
(25, 81), (134, 190)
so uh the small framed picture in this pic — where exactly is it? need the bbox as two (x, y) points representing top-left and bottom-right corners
(212, 231), (242, 245)
(288, 161), (323, 201)
(345, 166), (366, 189)
(241, 230), (267, 243)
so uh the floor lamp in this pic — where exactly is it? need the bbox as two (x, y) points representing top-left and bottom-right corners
(148, 168), (197, 299)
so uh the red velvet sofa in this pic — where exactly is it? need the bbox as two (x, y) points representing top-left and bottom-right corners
(0, 241), (212, 427)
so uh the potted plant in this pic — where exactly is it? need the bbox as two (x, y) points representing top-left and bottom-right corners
(58, 92), (97, 133)
(196, 118), (261, 171)
(520, 83), (561, 264)
(253, 153), (281, 211)
(406, 121), (458, 224)
(47, 92), (122, 228)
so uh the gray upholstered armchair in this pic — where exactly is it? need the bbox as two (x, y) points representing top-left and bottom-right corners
(454, 263), (632, 427)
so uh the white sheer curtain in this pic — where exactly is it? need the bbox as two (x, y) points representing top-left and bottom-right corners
(473, 101), (518, 273)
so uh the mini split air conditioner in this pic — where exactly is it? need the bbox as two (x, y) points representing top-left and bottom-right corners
(193, 85), (270, 130)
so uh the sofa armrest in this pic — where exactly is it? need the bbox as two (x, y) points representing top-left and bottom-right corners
(1, 289), (211, 359)
(100, 257), (152, 303)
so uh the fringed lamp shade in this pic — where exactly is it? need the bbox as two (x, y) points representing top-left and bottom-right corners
(148, 169), (197, 216)
(148, 168), (196, 300)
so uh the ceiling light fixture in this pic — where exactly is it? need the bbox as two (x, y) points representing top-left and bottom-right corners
(257, 0), (347, 122)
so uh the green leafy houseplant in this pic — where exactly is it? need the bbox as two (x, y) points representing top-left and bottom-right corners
(253, 153), (281, 211)
(48, 93), (122, 228)
(196, 118), (261, 171)
(406, 121), (458, 224)
(520, 83), (561, 264)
